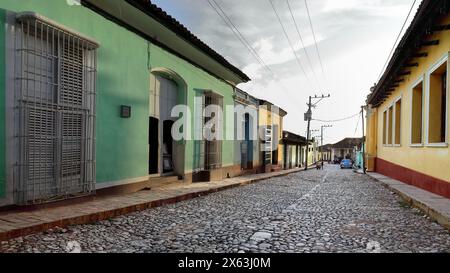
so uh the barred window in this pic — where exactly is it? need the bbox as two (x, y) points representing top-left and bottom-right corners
(15, 13), (98, 204)
(204, 92), (223, 170)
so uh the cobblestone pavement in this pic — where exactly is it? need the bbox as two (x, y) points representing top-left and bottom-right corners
(1, 165), (450, 253)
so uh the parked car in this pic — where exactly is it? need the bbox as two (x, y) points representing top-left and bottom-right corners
(340, 159), (353, 169)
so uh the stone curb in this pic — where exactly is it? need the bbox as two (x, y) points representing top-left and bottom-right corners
(0, 168), (305, 242)
(367, 172), (450, 231)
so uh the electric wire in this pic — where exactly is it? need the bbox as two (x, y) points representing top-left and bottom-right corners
(313, 111), (361, 123)
(377, 0), (418, 82)
(304, 0), (325, 76)
(286, 0), (321, 88)
(206, 0), (303, 100)
(269, 0), (313, 89)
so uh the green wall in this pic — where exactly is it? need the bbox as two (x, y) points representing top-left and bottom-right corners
(0, 9), (5, 198)
(148, 44), (235, 171)
(0, 0), (236, 189)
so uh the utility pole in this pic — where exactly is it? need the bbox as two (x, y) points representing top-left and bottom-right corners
(304, 94), (331, 170)
(361, 106), (366, 174)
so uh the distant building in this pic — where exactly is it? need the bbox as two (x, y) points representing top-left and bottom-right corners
(303, 139), (319, 166)
(320, 138), (363, 163)
(281, 131), (308, 170)
(318, 144), (333, 162)
(233, 88), (260, 176)
(258, 100), (287, 173)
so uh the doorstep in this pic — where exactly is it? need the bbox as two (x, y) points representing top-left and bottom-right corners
(0, 167), (305, 242)
(367, 172), (450, 231)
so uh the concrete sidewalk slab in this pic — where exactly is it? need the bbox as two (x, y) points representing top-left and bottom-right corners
(0, 168), (306, 242)
(367, 172), (450, 230)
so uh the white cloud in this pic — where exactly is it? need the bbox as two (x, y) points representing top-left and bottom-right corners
(152, 0), (418, 143)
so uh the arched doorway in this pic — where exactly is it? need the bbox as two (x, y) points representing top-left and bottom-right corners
(149, 68), (187, 177)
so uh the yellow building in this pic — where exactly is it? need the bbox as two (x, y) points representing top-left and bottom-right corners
(302, 140), (318, 166)
(366, 0), (450, 199)
(318, 144), (333, 162)
(258, 100), (287, 173)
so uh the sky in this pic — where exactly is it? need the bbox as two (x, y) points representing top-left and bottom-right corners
(152, 0), (420, 145)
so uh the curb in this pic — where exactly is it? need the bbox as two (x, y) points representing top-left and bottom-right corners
(367, 173), (450, 231)
(0, 168), (304, 242)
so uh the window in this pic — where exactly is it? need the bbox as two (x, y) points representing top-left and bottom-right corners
(204, 93), (223, 170)
(427, 57), (448, 144)
(411, 80), (424, 144)
(387, 106), (393, 145)
(15, 14), (98, 203)
(394, 99), (402, 145)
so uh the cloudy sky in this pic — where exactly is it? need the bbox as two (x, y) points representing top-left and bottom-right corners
(152, 0), (419, 144)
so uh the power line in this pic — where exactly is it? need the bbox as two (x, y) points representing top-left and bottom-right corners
(304, 0), (325, 77)
(269, 0), (313, 88)
(354, 113), (361, 135)
(206, 0), (304, 113)
(313, 111), (361, 123)
(377, 0), (417, 82)
(206, 0), (273, 77)
(286, 0), (320, 86)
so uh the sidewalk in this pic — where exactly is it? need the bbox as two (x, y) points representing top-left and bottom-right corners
(367, 172), (450, 230)
(0, 168), (305, 241)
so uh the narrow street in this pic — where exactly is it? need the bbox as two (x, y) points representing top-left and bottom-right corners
(1, 165), (450, 253)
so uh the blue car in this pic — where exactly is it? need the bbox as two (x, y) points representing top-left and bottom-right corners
(340, 159), (353, 169)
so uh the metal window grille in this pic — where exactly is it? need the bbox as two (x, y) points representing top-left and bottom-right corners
(14, 14), (98, 204)
(192, 94), (205, 173)
(264, 125), (272, 165)
(204, 94), (223, 170)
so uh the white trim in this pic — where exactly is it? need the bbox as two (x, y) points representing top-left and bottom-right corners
(382, 109), (388, 146)
(16, 12), (99, 48)
(409, 76), (425, 146)
(409, 143), (424, 148)
(383, 103), (395, 146)
(426, 143), (448, 148)
(424, 52), (449, 146)
(392, 95), (402, 146)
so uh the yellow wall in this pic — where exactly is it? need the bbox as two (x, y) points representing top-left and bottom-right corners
(366, 107), (378, 171)
(373, 14), (450, 182)
(258, 105), (284, 166)
(302, 143), (317, 166)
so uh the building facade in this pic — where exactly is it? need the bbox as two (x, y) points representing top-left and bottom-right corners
(281, 131), (307, 170)
(302, 139), (318, 167)
(318, 144), (333, 162)
(233, 88), (260, 176)
(0, 0), (251, 206)
(366, 0), (450, 198)
(258, 100), (287, 173)
(330, 138), (363, 163)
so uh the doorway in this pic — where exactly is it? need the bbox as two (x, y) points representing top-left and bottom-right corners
(149, 72), (185, 177)
(149, 117), (159, 175)
(241, 113), (253, 170)
(163, 120), (175, 174)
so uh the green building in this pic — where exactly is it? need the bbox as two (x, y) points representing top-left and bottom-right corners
(0, 0), (250, 206)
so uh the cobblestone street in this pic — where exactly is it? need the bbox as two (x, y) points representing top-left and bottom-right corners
(1, 165), (450, 253)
